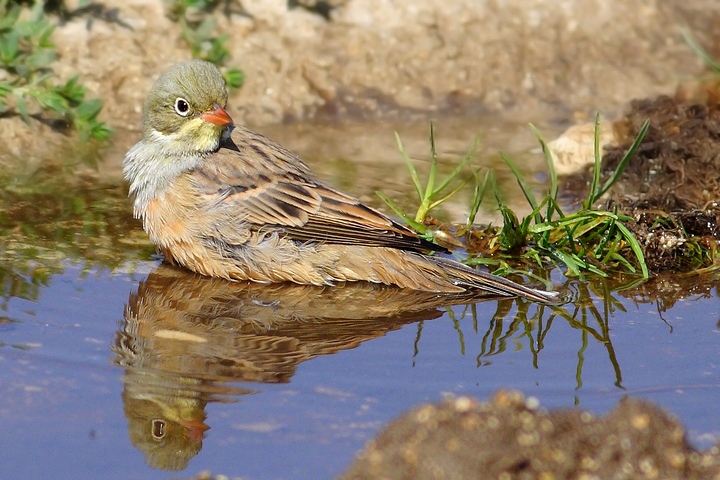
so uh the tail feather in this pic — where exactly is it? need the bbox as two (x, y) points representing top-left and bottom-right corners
(323, 246), (563, 304)
(429, 255), (562, 304)
(406, 253), (562, 304)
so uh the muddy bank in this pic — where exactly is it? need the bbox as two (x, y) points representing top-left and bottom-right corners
(2, 0), (720, 162)
(52, 0), (720, 126)
(555, 82), (720, 275)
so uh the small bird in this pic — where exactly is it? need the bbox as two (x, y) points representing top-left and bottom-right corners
(124, 60), (560, 304)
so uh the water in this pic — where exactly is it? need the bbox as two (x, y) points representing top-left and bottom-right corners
(1, 119), (719, 479)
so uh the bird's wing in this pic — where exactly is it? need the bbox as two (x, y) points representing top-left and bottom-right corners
(189, 126), (443, 252)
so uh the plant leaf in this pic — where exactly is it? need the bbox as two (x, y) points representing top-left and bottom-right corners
(394, 131), (423, 198)
(499, 151), (541, 224)
(595, 119), (650, 201)
(467, 169), (490, 227)
(376, 191), (427, 234)
(16, 93), (29, 123)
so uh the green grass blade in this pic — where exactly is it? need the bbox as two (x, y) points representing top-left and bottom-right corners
(529, 123), (558, 221)
(499, 152), (541, 223)
(681, 28), (720, 73)
(608, 252), (637, 273)
(394, 132), (423, 198)
(434, 133), (480, 195)
(548, 248), (583, 277)
(615, 221), (649, 278)
(586, 113), (603, 206)
(428, 176), (470, 210)
(596, 119), (650, 200)
(423, 123), (438, 201)
(467, 169), (490, 227)
(376, 191), (427, 234)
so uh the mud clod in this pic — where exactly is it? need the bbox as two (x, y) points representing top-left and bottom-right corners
(342, 391), (720, 480)
(564, 84), (720, 275)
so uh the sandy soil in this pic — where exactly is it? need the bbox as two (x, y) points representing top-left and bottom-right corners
(2, 0), (720, 163)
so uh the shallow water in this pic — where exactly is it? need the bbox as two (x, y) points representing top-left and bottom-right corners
(1, 118), (719, 479)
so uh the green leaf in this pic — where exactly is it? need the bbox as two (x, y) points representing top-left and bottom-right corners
(37, 24), (55, 49)
(223, 67), (245, 90)
(59, 75), (86, 103)
(595, 119), (650, 201)
(26, 49), (56, 70)
(76, 98), (103, 121)
(467, 169), (490, 227)
(90, 122), (113, 140)
(0, 5), (21, 31)
(32, 90), (68, 112)
(376, 191), (428, 234)
(28, 0), (45, 23)
(206, 35), (231, 65)
(616, 221), (649, 278)
(0, 30), (20, 63)
(394, 131), (423, 198)
(16, 93), (29, 123)
(499, 151), (541, 224)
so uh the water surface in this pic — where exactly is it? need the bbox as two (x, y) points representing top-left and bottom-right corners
(1, 118), (718, 479)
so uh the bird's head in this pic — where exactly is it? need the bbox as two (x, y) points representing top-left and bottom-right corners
(142, 59), (233, 156)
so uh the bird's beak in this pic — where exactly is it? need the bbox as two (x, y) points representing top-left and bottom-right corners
(180, 418), (210, 441)
(201, 104), (233, 126)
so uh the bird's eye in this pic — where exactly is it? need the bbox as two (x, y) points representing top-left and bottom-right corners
(174, 98), (191, 116)
(151, 419), (166, 439)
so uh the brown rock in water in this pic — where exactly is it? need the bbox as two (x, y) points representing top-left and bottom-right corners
(342, 391), (720, 480)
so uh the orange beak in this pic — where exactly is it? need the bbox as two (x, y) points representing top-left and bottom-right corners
(201, 104), (233, 126)
(180, 418), (211, 442)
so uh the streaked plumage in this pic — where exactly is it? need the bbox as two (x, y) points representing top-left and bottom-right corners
(124, 60), (561, 304)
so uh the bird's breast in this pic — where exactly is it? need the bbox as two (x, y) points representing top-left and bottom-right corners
(143, 176), (200, 249)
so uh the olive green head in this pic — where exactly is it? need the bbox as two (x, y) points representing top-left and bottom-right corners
(142, 59), (233, 155)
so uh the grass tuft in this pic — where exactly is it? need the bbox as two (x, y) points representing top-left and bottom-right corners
(382, 116), (651, 280)
(377, 123), (479, 241)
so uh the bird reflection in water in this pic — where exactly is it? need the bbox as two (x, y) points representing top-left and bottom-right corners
(112, 264), (503, 471)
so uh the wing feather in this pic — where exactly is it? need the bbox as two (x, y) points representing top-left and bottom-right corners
(190, 126), (444, 252)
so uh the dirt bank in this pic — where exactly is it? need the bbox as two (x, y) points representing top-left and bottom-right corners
(2, 0), (720, 160)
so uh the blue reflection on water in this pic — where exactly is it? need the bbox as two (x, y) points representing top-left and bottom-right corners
(0, 264), (718, 479)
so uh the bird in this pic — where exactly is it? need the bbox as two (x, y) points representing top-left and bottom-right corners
(123, 60), (561, 304)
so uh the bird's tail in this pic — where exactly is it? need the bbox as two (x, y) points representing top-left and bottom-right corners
(324, 246), (563, 304)
(434, 255), (562, 304)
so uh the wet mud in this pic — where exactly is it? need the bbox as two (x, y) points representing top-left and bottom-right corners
(341, 391), (720, 480)
(567, 84), (720, 277)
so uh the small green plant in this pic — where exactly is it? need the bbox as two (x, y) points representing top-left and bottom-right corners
(166, 0), (245, 90)
(490, 115), (650, 278)
(0, 0), (111, 140)
(377, 123), (479, 240)
(381, 116), (651, 279)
